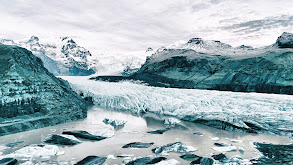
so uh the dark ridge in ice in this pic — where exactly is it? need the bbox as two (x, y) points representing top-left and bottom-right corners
(179, 154), (202, 161)
(126, 157), (166, 165)
(0, 158), (18, 165)
(75, 156), (107, 165)
(62, 131), (107, 141)
(212, 153), (227, 161)
(122, 142), (154, 148)
(43, 134), (81, 146)
(147, 128), (170, 134)
(189, 119), (257, 133)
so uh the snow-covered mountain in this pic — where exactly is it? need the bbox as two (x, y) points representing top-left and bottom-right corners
(14, 36), (95, 76)
(0, 36), (153, 76)
(0, 44), (90, 135)
(96, 32), (293, 95)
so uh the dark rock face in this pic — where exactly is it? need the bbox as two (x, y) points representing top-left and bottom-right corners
(147, 128), (170, 134)
(62, 131), (106, 141)
(75, 156), (107, 165)
(43, 134), (81, 146)
(0, 44), (90, 136)
(0, 158), (18, 165)
(276, 32), (293, 48)
(253, 142), (293, 164)
(122, 142), (154, 148)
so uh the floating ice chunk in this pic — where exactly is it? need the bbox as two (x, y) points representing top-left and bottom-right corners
(214, 142), (232, 147)
(152, 142), (197, 156)
(107, 155), (116, 159)
(212, 146), (237, 152)
(211, 137), (219, 141)
(103, 118), (127, 127)
(164, 118), (181, 125)
(193, 132), (204, 136)
(5, 145), (64, 158)
(231, 139), (243, 143)
(6, 141), (24, 148)
(117, 154), (135, 158)
(238, 147), (245, 153)
(226, 155), (247, 164)
(155, 159), (181, 165)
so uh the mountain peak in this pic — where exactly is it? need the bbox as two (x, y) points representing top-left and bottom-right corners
(146, 47), (153, 52)
(61, 37), (76, 44)
(28, 36), (39, 42)
(275, 32), (293, 48)
(187, 38), (203, 44)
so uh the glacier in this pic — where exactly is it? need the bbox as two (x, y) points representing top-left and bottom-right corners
(61, 76), (293, 135)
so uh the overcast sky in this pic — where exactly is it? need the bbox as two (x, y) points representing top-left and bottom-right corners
(0, 0), (293, 53)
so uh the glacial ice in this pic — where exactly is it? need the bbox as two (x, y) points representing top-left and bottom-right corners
(61, 76), (293, 135)
(164, 118), (181, 125)
(155, 159), (181, 165)
(103, 118), (127, 127)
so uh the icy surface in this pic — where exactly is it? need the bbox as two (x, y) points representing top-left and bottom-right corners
(2, 145), (64, 159)
(61, 76), (293, 134)
(211, 137), (220, 141)
(152, 142), (197, 156)
(212, 146), (237, 152)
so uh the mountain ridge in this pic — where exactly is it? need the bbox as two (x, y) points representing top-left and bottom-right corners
(94, 32), (293, 95)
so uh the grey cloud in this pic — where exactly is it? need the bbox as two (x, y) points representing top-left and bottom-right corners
(222, 15), (293, 34)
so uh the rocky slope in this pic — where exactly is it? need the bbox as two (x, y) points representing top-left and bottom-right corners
(119, 32), (293, 95)
(0, 44), (91, 136)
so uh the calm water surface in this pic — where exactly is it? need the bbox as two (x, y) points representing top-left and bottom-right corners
(0, 106), (291, 164)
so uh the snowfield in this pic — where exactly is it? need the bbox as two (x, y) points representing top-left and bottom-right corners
(61, 76), (293, 135)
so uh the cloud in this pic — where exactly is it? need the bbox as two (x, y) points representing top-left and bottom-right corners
(222, 15), (293, 34)
(0, 0), (293, 52)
